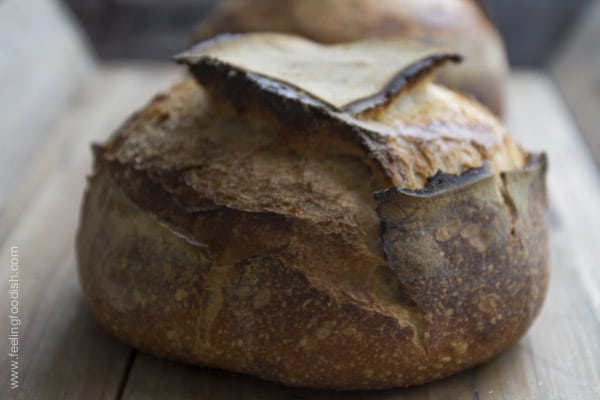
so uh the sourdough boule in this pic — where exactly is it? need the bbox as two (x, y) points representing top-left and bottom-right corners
(76, 34), (548, 389)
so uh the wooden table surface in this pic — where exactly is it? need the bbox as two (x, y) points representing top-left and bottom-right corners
(1, 65), (599, 400)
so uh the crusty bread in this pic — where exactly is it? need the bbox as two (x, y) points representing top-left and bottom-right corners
(76, 34), (548, 389)
(192, 0), (508, 116)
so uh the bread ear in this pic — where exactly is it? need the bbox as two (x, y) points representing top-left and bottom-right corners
(175, 33), (461, 115)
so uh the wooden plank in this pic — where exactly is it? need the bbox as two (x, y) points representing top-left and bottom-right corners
(505, 71), (600, 320)
(0, 0), (93, 213)
(551, 0), (600, 168)
(0, 64), (182, 400)
(0, 63), (183, 243)
(0, 62), (182, 244)
(118, 71), (600, 399)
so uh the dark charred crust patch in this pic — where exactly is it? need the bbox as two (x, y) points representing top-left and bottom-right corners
(375, 163), (491, 202)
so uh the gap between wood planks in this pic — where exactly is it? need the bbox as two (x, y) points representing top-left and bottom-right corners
(116, 350), (138, 400)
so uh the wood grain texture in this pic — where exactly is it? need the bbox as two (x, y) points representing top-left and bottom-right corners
(506, 72), (600, 322)
(0, 0), (94, 215)
(551, 0), (600, 168)
(0, 64), (183, 400)
(1, 67), (598, 399)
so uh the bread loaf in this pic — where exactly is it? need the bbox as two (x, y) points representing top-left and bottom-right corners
(192, 0), (508, 116)
(76, 34), (548, 389)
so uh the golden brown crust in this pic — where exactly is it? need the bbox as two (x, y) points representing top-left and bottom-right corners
(192, 0), (508, 115)
(76, 35), (547, 389)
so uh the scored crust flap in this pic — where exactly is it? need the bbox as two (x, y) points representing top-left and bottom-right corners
(374, 153), (548, 355)
(175, 33), (461, 115)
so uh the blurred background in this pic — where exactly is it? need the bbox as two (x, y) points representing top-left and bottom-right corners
(63, 0), (591, 66)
